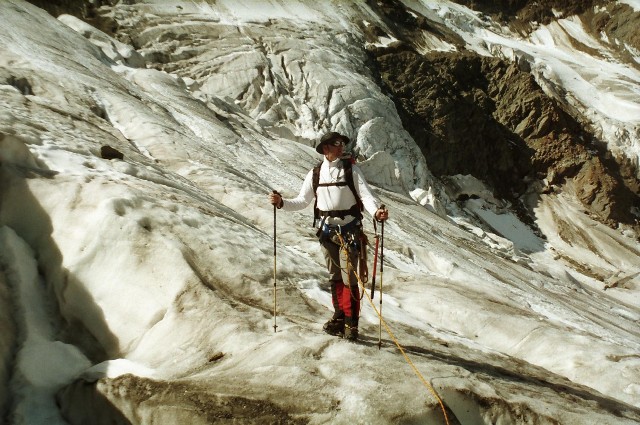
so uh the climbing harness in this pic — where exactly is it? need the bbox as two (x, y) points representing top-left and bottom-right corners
(319, 219), (366, 303)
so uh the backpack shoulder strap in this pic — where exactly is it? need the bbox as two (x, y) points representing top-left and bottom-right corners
(312, 161), (322, 194)
(342, 158), (363, 212)
(312, 161), (322, 225)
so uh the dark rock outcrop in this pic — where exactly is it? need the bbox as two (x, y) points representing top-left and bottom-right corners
(25, 0), (119, 35)
(369, 46), (637, 225)
(58, 375), (307, 425)
(582, 3), (640, 65)
(452, 0), (609, 27)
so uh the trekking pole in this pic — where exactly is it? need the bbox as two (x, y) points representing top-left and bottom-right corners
(370, 220), (380, 300)
(378, 205), (385, 349)
(272, 190), (279, 333)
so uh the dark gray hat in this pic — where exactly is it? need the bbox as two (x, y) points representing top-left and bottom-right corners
(315, 131), (350, 154)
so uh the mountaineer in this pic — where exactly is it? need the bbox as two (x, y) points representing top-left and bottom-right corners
(269, 131), (388, 341)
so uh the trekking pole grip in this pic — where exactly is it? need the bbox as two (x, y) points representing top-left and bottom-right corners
(376, 204), (386, 222)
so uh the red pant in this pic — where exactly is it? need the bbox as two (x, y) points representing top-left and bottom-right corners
(331, 280), (359, 324)
(320, 222), (362, 326)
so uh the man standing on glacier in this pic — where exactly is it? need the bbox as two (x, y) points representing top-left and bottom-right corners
(269, 131), (389, 341)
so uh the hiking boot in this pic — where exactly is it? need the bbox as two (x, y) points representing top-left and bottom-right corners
(344, 325), (359, 341)
(323, 318), (344, 336)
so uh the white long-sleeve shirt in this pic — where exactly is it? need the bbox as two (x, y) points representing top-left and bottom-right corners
(282, 157), (380, 226)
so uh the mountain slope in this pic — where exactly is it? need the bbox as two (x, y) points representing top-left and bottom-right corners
(1, 0), (639, 424)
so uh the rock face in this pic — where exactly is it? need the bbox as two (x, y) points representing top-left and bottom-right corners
(58, 375), (305, 425)
(457, 0), (640, 54)
(362, 0), (640, 227)
(26, 0), (118, 35)
(586, 3), (640, 52)
(370, 46), (637, 224)
(454, 0), (609, 26)
(372, 49), (533, 198)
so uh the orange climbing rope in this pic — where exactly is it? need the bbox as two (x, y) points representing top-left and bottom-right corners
(336, 231), (451, 425)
